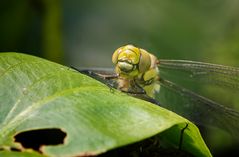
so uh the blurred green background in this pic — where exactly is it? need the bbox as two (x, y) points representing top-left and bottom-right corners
(1, 0), (239, 156)
(1, 0), (239, 67)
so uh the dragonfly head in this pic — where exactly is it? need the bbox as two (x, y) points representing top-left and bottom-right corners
(112, 45), (152, 78)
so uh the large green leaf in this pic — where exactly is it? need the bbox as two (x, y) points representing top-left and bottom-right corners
(0, 53), (212, 157)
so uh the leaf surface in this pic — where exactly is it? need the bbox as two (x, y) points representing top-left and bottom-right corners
(0, 53), (211, 157)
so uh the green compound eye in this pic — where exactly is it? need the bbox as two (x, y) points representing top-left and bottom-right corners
(112, 45), (141, 65)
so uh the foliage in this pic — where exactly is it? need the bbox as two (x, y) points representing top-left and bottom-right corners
(0, 53), (211, 156)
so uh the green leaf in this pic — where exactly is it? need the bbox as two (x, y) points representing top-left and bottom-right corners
(0, 150), (46, 157)
(0, 53), (212, 157)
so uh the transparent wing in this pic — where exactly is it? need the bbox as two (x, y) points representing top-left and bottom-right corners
(158, 60), (239, 137)
(159, 59), (239, 90)
(157, 78), (239, 137)
(159, 59), (239, 111)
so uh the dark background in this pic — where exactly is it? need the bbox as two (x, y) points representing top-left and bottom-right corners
(1, 0), (239, 156)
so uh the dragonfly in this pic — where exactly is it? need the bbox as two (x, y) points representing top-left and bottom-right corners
(76, 45), (239, 140)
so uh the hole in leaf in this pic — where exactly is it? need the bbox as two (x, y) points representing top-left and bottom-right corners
(10, 147), (21, 152)
(14, 128), (67, 152)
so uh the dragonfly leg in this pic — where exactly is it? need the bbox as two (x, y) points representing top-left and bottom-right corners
(117, 78), (146, 95)
(122, 88), (146, 95)
(101, 74), (118, 80)
(178, 123), (189, 151)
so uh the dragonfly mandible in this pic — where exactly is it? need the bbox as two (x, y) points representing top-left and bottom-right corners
(77, 44), (239, 140)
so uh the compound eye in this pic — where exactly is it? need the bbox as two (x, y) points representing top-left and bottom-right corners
(117, 45), (141, 64)
(138, 49), (151, 73)
(112, 47), (123, 64)
(117, 50), (136, 63)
